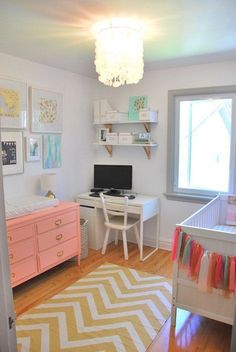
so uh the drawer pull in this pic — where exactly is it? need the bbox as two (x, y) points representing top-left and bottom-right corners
(55, 219), (62, 226)
(9, 253), (14, 260)
(11, 272), (15, 278)
(57, 250), (64, 257)
(8, 235), (12, 242)
(56, 234), (63, 241)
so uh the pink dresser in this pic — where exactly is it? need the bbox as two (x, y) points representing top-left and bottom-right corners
(6, 202), (80, 287)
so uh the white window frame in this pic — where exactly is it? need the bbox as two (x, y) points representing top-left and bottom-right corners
(166, 86), (236, 203)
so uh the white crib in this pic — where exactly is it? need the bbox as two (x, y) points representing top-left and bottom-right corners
(172, 194), (236, 326)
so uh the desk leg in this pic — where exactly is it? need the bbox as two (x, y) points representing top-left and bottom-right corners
(139, 214), (144, 261)
(141, 213), (159, 262)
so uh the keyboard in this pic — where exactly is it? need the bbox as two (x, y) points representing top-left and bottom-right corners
(89, 192), (135, 200)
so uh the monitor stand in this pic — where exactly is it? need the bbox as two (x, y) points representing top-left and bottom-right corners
(104, 188), (121, 196)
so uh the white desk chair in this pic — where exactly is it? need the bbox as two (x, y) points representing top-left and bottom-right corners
(100, 193), (140, 260)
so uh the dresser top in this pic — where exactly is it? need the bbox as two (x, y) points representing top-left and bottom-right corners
(6, 201), (79, 228)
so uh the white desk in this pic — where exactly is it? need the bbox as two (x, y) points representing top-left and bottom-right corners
(76, 193), (160, 261)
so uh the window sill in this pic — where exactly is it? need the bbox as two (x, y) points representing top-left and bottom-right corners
(164, 192), (214, 204)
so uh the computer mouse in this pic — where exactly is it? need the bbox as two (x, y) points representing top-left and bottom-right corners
(128, 195), (135, 200)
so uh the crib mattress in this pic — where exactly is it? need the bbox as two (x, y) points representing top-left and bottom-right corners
(5, 195), (59, 219)
(213, 224), (236, 234)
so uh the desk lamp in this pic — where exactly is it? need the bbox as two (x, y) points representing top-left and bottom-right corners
(40, 173), (57, 198)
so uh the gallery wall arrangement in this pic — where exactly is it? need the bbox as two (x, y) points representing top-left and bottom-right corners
(0, 76), (63, 175)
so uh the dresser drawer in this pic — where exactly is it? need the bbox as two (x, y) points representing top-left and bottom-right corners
(10, 256), (37, 286)
(37, 222), (77, 252)
(39, 237), (78, 271)
(9, 238), (35, 264)
(36, 210), (77, 234)
(7, 224), (34, 244)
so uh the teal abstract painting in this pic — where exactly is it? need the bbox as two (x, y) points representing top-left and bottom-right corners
(128, 96), (148, 121)
(43, 134), (61, 169)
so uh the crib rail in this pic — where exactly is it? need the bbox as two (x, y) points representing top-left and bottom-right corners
(180, 195), (221, 229)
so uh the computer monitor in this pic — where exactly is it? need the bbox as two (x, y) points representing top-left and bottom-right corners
(94, 165), (132, 191)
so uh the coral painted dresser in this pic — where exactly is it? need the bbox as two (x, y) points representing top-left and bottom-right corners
(6, 202), (80, 288)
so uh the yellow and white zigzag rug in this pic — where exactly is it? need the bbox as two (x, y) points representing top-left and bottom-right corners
(16, 263), (172, 352)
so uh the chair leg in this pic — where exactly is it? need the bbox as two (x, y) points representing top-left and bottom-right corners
(115, 230), (119, 245)
(134, 224), (140, 250)
(122, 230), (128, 260)
(102, 228), (110, 255)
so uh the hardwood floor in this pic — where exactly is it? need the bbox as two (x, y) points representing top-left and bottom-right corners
(13, 242), (232, 351)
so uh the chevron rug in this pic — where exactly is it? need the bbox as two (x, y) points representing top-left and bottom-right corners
(16, 263), (172, 352)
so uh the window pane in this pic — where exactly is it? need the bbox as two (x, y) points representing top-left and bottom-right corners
(178, 98), (232, 193)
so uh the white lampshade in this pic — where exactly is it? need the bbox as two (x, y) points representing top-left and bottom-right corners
(40, 173), (56, 196)
(93, 18), (144, 87)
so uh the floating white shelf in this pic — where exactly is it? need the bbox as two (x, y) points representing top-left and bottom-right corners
(94, 142), (158, 159)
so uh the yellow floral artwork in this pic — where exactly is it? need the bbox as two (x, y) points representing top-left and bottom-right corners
(39, 98), (57, 124)
(0, 88), (20, 118)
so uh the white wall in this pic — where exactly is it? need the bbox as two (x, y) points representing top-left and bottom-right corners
(0, 52), (99, 201)
(94, 60), (236, 248)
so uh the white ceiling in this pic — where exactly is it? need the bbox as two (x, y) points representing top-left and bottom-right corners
(1, 0), (236, 78)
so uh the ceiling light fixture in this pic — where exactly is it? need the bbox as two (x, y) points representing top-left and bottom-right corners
(93, 18), (144, 88)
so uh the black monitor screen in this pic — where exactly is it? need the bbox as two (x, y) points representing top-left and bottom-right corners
(94, 165), (132, 190)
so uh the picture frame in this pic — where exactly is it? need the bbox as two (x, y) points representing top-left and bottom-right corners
(128, 96), (148, 121)
(0, 77), (27, 129)
(1, 131), (23, 175)
(98, 128), (109, 143)
(25, 136), (41, 162)
(30, 87), (63, 133)
(43, 134), (61, 169)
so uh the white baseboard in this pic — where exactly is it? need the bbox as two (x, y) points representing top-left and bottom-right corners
(129, 237), (172, 251)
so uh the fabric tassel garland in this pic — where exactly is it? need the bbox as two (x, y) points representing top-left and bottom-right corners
(171, 226), (181, 261)
(198, 251), (210, 292)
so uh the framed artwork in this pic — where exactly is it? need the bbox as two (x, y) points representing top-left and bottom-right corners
(30, 87), (63, 133)
(128, 96), (147, 121)
(43, 134), (61, 169)
(1, 131), (23, 175)
(0, 77), (27, 129)
(98, 128), (109, 143)
(25, 136), (41, 162)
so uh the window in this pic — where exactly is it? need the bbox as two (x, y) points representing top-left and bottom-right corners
(167, 87), (236, 201)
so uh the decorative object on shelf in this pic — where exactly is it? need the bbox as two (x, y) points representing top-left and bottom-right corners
(30, 87), (63, 133)
(139, 109), (158, 122)
(128, 96), (147, 121)
(0, 77), (27, 129)
(43, 134), (61, 169)
(40, 173), (57, 198)
(98, 128), (109, 143)
(25, 136), (41, 162)
(1, 131), (23, 175)
(92, 18), (144, 87)
(134, 132), (151, 144)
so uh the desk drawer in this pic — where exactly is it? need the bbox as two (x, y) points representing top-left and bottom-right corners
(37, 222), (77, 252)
(9, 238), (35, 264)
(11, 256), (37, 286)
(38, 237), (78, 271)
(7, 224), (34, 244)
(36, 210), (77, 234)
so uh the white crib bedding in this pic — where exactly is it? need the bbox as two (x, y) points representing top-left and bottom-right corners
(213, 224), (236, 234)
(5, 195), (59, 219)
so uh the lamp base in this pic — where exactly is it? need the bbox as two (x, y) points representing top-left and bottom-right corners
(45, 190), (56, 199)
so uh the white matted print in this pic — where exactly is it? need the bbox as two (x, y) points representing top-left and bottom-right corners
(0, 77), (27, 129)
(30, 87), (63, 133)
(1, 131), (23, 175)
(25, 136), (41, 162)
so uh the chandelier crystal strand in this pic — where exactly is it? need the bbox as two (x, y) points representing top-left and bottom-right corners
(94, 23), (144, 87)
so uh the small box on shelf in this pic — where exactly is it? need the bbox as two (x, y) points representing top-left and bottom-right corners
(106, 132), (118, 144)
(139, 109), (158, 122)
(118, 133), (134, 144)
(133, 132), (151, 144)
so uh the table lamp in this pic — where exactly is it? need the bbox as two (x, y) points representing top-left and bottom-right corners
(40, 173), (57, 198)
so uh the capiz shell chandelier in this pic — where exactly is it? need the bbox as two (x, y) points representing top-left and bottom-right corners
(94, 19), (144, 88)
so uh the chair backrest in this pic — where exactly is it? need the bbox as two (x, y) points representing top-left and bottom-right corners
(100, 193), (129, 227)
